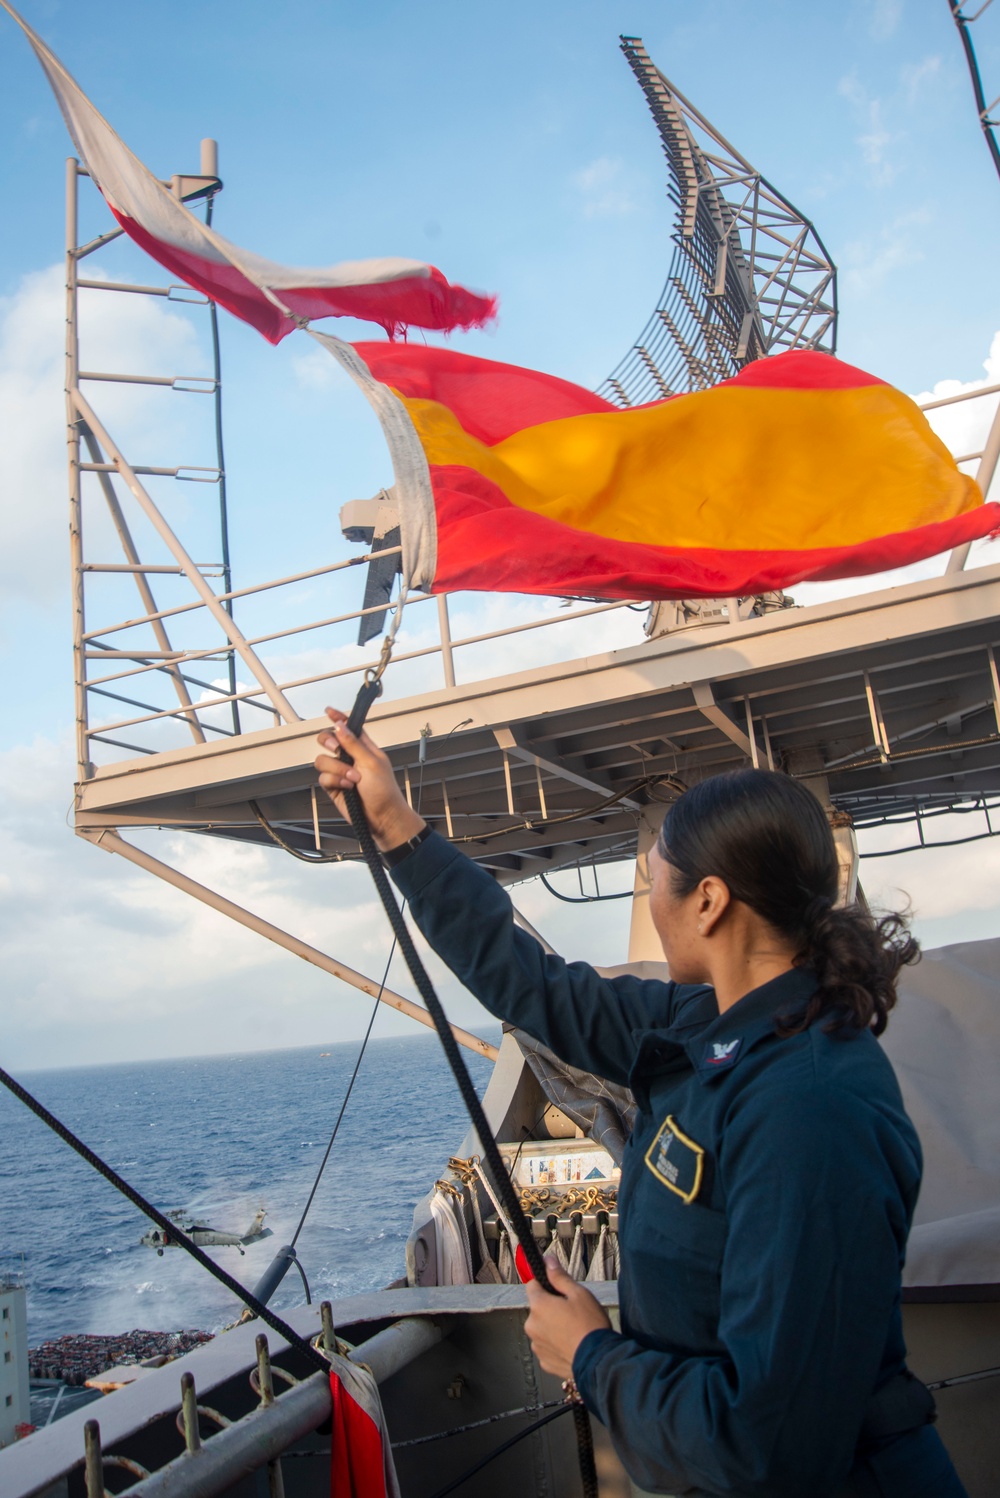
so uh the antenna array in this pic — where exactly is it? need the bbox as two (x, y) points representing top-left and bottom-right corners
(601, 37), (837, 406)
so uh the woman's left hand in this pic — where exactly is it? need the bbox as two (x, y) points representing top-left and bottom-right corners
(524, 1257), (612, 1380)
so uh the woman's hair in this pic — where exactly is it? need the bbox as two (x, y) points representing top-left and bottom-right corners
(657, 769), (919, 1036)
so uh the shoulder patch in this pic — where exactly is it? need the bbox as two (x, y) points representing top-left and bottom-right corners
(644, 1114), (705, 1203)
(702, 1037), (742, 1071)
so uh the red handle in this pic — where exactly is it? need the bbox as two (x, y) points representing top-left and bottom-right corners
(515, 1244), (534, 1283)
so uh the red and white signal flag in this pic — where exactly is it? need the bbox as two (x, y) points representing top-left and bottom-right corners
(2, 2), (496, 342)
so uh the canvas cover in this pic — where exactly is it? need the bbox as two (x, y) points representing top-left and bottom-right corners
(883, 938), (1000, 1291)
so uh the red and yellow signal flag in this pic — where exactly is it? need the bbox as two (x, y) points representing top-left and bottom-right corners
(312, 334), (999, 600)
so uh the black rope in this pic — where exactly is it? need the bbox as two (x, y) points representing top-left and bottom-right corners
(339, 682), (553, 1291)
(339, 679), (599, 1495)
(572, 1400), (599, 1498)
(0, 1065), (328, 1375)
(290, 937), (396, 1248)
(425, 1404), (572, 1498)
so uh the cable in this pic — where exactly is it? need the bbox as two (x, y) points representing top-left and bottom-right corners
(290, 937), (396, 1248)
(949, 1), (1000, 184)
(446, 772), (675, 846)
(344, 778), (554, 1287)
(288, 753), (428, 1250)
(928, 1363), (1000, 1391)
(860, 826), (1000, 858)
(391, 1398), (564, 1448)
(338, 685), (554, 1292)
(204, 189), (240, 737)
(341, 784), (553, 1287)
(425, 1404), (572, 1498)
(249, 798), (355, 863)
(0, 1065), (328, 1374)
(539, 871), (633, 904)
(338, 680), (600, 1495)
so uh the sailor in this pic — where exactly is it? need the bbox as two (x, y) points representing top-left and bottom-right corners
(315, 708), (968, 1498)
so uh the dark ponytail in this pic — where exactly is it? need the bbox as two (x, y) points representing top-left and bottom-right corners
(657, 770), (919, 1036)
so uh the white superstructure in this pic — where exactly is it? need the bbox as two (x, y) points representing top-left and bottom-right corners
(0, 1271), (30, 1448)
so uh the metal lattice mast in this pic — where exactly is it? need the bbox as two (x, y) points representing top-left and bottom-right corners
(600, 36), (837, 406)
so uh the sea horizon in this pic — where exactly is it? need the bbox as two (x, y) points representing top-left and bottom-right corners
(12, 1024), (502, 1079)
(0, 1031), (499, 1344)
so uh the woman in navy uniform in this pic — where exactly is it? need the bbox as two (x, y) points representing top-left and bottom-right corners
(316, 709), (968, 1498)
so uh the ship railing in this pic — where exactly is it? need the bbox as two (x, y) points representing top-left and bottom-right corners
(75, 546), (642, 772)
(4, 1308), (445, 1498)
(65, 197), (1000, 779)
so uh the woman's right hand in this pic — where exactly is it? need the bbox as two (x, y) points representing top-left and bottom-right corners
(315, 707), (426, 852)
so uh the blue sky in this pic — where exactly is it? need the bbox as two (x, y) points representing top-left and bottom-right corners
(1, 0), (998, 382)
(1, 0), (1000, 1066)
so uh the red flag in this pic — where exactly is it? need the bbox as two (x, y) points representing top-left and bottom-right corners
(329, 1365), (400, 1498)
(3, 2), (495, 342)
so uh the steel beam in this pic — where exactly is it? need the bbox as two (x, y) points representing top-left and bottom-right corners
(692, 681), (753, 756)
(72, 566), (1000, 857)
(71, 389), (299, 724)
(66, 158), (89, 784)
(81, 829), (498, 1061)
(493, 727), (641, 810)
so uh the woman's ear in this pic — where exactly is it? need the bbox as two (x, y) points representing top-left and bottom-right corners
(697, 876), (731, 937)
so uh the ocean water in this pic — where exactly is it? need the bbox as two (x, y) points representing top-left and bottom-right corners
(0, 1032), (498, 1346)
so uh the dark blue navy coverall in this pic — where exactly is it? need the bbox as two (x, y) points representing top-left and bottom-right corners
(393, 831), (968, 1498)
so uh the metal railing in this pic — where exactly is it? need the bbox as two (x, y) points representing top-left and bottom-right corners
(64, 157), (1000, 778)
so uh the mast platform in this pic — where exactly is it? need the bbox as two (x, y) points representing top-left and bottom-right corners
(75, 563), (1000, 880)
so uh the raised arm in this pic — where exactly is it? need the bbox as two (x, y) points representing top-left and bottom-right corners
(315, 708), (682, 1082)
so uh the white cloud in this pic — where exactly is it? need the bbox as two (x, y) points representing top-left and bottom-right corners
(861, 812), (1000, 922)
(254, 590), (646, 725)
(3, 257), (997, 1072)
(571, 156), (637, 219)
(837, 73), (901, 186)
(901, 54), (941, 104)
(838, 207), (929, 297)
(0, 732), (471, 1069)
(864, 0), (904, 42)
(290, 345), (356, 391)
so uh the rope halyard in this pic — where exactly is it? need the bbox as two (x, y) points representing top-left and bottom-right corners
(338, 671), (601, 1494)
(338, 673), (555, 1293)
(340, 769), (555, 1292)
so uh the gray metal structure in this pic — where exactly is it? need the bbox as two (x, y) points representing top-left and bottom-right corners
(950, 1), (1000, 185)
(7, 49), (1000, 1494)
(2, 1031), (997, 1496)
(60, 113), (1000, 1050)
(600, 36), (837, 406)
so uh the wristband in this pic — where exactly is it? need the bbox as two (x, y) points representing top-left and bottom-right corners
(381, 823), (432, 868)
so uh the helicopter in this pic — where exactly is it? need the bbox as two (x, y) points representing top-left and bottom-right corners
(141, 1207), (272, 1256)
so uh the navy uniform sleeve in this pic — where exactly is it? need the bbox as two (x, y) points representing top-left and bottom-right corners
(391, 830), (680, 1085)
(574, 1080), (919, 1497)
